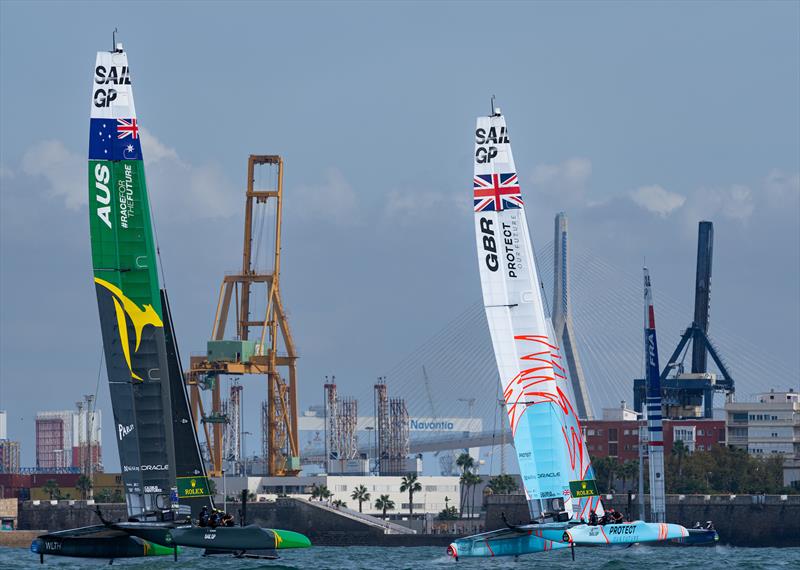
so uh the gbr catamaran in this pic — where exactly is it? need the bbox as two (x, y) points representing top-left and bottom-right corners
(32, 38), (310, 562)
(446, 107), (694, 560)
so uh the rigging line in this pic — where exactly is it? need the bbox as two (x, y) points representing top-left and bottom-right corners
(382, 302), (485, 379)
(381, 312), (483, 383)
(139, 164), (169, 290)
(394, 311), (489, 394)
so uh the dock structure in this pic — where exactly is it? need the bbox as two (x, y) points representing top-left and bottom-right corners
(552, 212), (594, 420)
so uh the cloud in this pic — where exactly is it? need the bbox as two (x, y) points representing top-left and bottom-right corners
(764, 169), (800, 210)
(289, 169), (360, 226)
(15, 131), (238, 221)
(530, 157), (592, 205)
(0, 163), (13, 179)
(685, 184), (755, 224)
(629, 184), (686, 217)
(384, 189), (466, 222)
(139, 127), (180, 165)
(21, 140), (85, 209)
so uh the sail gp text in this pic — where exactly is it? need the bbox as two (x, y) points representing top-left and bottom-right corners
(479, 217), (522, 278)
(93, 65), (131, 107)
(475, 126), (509, 164)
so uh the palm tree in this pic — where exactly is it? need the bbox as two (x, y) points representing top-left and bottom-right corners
(42, 479), (61, 500)
(469, 473), (483, 518)
(673, 440), (689, 479)
(456, 452), (475, 474)
(459, 472), (470, 517)
(350, 484), (371, 513)
(620, 460), (638, 492)
(456, 453), (475, 515)
(606, 457), (621, 493)
(374, 494), (395, 518)
(400, 473), (422, 517)
(76, 474), (92, 500)
(331, 499), (347, 509)
(309, 483), (332, 502)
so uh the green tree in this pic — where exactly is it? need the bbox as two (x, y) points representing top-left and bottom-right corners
(94, 489), (113, 503)
(331, 499), (347, 508)
(111, 489), (124, 503)
(76, 475), (93, 500)
(350, 484), (371, 513)
(374, 494), (395, 518)
(437, 505), (459, 520)
(400, 473), (422, 517)
(42, 479), (61, 500)
(487, 473), (518, 495)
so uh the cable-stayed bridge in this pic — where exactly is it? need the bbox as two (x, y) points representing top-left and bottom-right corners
(362, 240), (792, 430)
(303, 239), (797, 466)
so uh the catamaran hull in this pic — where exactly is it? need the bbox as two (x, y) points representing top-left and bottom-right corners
(31, 525), (173, 560)
(168, 525), (311, 551)
(563, 521), (688, 545)
(447, 527), (569, 558)
(671, 528), (719, 545)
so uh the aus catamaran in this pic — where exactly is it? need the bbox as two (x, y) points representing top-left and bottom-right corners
(31, 38), (310, 562)
(447, 106), (713, 560)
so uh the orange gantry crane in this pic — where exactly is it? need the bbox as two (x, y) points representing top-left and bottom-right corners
(187, 155), (300, 477)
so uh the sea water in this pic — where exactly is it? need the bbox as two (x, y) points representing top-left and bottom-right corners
(4, 545), (800, 569)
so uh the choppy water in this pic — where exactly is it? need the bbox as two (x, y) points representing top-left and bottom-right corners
(3, 545), (800, 570)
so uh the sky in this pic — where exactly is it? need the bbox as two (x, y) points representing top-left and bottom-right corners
(1, 1), (798, 470)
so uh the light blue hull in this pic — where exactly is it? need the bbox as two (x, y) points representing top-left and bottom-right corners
(448, 526), (570, 558)
(564, 520), (689, 545)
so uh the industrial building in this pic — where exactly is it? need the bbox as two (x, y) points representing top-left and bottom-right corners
(584, 403), (726, 463)
(725, 389), (800, 488)
(35, 408), (101, 471)
(0, 411), (20, 474)
(214, 474), (461, 517)
(0, 440), (20, 474)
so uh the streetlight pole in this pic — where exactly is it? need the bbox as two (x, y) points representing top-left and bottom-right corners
(222, 468), (226, 513)
(365, 426), (374, 475)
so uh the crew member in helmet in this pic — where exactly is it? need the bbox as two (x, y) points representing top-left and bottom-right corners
(198, 506), (209, 527)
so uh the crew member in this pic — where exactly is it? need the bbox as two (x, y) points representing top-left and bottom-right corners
(588, 510), (599, 526)
(198, 506), (209, 527)
(209, 509), (220, 528)
(612, 509), (624, 524)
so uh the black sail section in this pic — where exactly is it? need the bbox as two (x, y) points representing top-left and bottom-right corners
(161, 290), (215, 517)
(95, 283), (176, 515)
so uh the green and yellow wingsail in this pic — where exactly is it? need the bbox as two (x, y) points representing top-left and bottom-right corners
(88, 44), (175, 514)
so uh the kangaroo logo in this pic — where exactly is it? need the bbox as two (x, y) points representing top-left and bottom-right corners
(95, 277), (163, 381)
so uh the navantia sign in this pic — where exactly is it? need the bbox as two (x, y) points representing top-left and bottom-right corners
(569, 479), (599, 498)
(177, 476), (210, 498)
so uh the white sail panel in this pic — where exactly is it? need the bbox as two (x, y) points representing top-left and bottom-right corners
(473, 112), (592, 509)
(91, 50), (136, 119)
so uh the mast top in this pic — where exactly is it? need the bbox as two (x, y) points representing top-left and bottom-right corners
(112, 28), (123, 53)
(490, 95), (501, 117)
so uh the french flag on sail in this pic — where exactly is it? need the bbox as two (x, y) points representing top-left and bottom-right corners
(89, 118), (142, 160)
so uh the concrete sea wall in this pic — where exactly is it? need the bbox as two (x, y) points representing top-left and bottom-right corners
(485, 494), (800, 547)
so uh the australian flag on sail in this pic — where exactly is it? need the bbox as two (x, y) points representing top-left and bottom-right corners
(473, 172), (523, 212)
(89, 118), (143, 160)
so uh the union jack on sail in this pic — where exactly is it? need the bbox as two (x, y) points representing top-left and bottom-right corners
(473, 172), (523, 212)
(117, 118), (139, 139)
